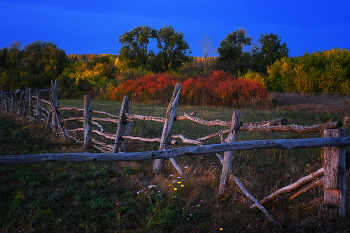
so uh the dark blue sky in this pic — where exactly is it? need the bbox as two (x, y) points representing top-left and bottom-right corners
(1, 0), (349, 57)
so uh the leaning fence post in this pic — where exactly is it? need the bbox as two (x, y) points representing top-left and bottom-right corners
(319, 128), (346, 221)
(153, 83), (184, 176)
(37, 91), (41, 124)
(113, 96), (128, 153)
(218, 110), (241, 198)
(45, 82), (53, 129)
(3, 92), (8, 112)
(83, 95), (91, 148)
(29, 88), (34, 122)
(121, 101), (133, 152)
(51, 80), (59, 133)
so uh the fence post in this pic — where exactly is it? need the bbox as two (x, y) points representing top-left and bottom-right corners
(11, 88), (14, 113)
(45, 81), (53, 129)
(29, 88), (34, 122)
(113, 96), (128, 153)
(51, 80), (59, 133)
(37, 91), (41, 124)
(153, 83), (183, 176)
(218, 110), (241, 198)
(3, 92), (8, 112)
(121, 101), (133, 152)
(83, 95), (91, 148)
(319, 128), (346, 220)
(23, 89), (28, 118)
(18, 91), (24, 117)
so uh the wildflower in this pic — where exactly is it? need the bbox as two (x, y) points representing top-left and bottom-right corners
(181, 185), (184, 187)
(200, 200), (203, 202)
(170, 174), (173, 177)
(220, 228), (223, 231)
(197, 205), (200, 207)
(185, 166), (188, 168)
(174, 188), (177, 191)
(177, 181), (181, 184)
(173, 180), (177, 183)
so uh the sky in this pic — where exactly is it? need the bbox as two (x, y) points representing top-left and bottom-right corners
(1, 0), (349, 57)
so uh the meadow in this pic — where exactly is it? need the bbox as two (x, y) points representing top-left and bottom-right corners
(0, 93), (349, 232)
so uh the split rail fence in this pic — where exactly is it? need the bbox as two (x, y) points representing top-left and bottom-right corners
(0, 80), (349, 224)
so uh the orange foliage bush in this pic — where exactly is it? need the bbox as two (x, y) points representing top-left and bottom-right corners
(110, 71), (268, 107)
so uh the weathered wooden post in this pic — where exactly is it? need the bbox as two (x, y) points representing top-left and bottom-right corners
(218, 110), (241, 198)
(83, 95), (91, 148)
(3, 92), (8, 112)
(121, 101), (133, 152)
(153, 83), (184, 176)
(51, 80), (59, 133)
(37, 91), (41, 124)
(28, 88), (34, 122)
(18, 91), (24, 117)
(113, 96), (128, 153)
(23, 89), (28, 118)
(11, 88), (14, 112)
(319, 128), (346, 221)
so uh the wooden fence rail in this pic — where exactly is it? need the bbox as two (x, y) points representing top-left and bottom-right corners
(0, 80), (347, 223)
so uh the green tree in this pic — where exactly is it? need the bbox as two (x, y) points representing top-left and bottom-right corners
(118, 25), (157, 70)
(217, 29), (252, 75)
(252, 33), (289, 74)
(6, 40), (23, 70)
(155, 25), (191, 72)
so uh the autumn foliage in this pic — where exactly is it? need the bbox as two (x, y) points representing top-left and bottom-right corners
(110, 71), (268, 107)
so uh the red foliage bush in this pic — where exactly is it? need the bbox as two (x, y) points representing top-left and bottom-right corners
(110, 71), (268, 107)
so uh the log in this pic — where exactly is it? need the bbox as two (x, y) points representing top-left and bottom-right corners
(259, 168), (324, 206)
(113, 96), (128, 153)
(219, 110), (241, 197)
(2, 136), (350, 164)
(153, 83), (184, 176)
(83, 95), (91, 148)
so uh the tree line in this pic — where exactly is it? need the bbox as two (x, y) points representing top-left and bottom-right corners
(0, 25), (349, 104)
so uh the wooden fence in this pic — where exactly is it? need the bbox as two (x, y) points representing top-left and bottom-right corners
(0, 80), (348, 224)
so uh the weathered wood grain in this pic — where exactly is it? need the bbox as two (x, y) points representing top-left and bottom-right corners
(1, 136), (350, 164)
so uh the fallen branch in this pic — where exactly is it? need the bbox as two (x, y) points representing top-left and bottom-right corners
(121, 135), (161, 143)
(91, 144), (112, 153)
(259, 168), (324, 206)
(91, 121), (104, 132)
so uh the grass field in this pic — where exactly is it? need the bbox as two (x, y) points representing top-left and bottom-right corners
(0, 94), (350, 232)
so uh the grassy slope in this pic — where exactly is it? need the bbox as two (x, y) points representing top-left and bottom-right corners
(0, 97), (350, 232)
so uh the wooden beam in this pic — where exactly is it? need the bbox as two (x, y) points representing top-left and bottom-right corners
(1, 136), (350, 164)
